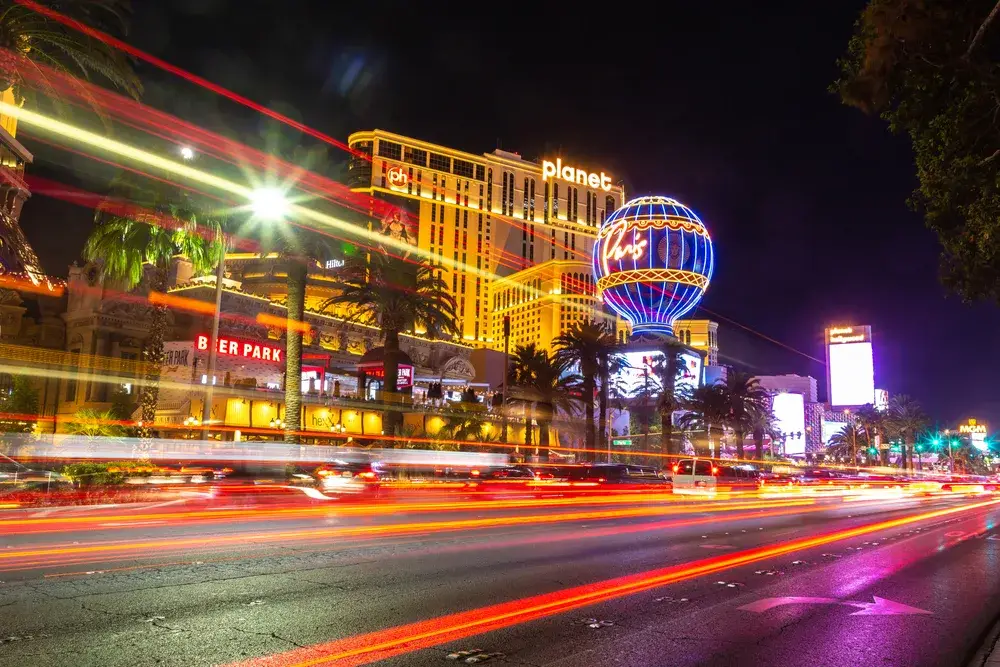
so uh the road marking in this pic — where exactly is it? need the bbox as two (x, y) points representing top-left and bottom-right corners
(739, 596), (932, 616)
(98, 521), (166, 527)
(699, 544), (733, 550)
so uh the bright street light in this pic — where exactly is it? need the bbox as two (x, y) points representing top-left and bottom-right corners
(179, 145), (195, 161)
(250, 187), (289, 221)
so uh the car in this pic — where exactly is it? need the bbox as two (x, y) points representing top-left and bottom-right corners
(313, 461), (382, 496)
(564, 463), (670, 489)
(671, 458), (760, 492)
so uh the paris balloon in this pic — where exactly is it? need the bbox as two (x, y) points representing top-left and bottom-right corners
(592, 195), (714, 339)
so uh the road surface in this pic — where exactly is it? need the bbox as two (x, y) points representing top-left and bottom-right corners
(0, 490), (998, 666)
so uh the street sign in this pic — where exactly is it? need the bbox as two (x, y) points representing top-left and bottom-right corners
(612, 438), (632, 447)
(739, 596), (931, 616)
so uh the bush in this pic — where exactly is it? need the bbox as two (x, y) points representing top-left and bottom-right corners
(61, 461), (152, 487)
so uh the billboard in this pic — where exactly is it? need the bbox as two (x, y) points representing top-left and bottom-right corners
(613, 349), (702, 398)
(826, 326), (874, 407)
(772, 392), (806, 456)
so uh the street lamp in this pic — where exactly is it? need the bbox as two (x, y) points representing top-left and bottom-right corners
(179, 146), (195, 161)
(250, 187), (290, 221)
(200, 187), (291, 440)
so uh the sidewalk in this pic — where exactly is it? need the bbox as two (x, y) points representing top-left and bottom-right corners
(969, 617), (1000, 666)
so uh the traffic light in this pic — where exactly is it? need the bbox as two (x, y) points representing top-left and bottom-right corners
(868, 447), (878, 456)
(932, 438), (941, 446)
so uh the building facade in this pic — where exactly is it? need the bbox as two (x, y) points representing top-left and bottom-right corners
(673, 320), (719, 366)
(346, 130), (626, 350)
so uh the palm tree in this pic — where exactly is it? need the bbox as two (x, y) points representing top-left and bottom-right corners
(84, 183), (220, 439)
(553, 319), (616, 456)
(508, 343), (581, 451)
(854, 403), (886, 464)
(322, 252), (457, 436)
(646, 343), (692, 456)
(749, 404), (776, 461)
(719, 372), (770, 460)
(828, 422), (868, 465)
(67, 408), (125, 439)
(0, 0), (142, 110)
(884, 395), (928, 472)
(678, 383), (728, 457)
(508, 343), (546, 448)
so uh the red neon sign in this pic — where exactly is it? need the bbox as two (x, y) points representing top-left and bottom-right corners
(358, 363), (414, 388)
(196, 334), (283, 363)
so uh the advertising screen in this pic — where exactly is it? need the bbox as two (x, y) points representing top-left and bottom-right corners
(772, 392), (806, 456)
(828, 342), (875, 407)
(613, 349), (702, 398)
(826, 326), (874, 407)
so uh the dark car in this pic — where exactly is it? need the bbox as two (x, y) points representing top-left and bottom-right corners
(565, 464), (669, 488)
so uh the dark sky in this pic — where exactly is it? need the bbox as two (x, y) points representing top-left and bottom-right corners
(18, 0), (1000, 428)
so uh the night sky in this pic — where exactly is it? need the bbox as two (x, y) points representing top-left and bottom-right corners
(18, 1), (1000, 428)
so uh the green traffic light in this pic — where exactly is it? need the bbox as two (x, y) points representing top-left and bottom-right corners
(932, 438), (941, 446)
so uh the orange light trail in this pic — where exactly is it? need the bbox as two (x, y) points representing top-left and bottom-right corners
(231, 497), (1000, 667)
(0, 495), (813, 535)
(0, 499), (830, 572)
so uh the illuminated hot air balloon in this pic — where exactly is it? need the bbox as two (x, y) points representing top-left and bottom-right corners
(592, 195), (714, 338)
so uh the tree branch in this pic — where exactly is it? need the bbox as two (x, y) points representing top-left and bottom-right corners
(966, 0), (1000, 59)
(980, 149), (1000, 165)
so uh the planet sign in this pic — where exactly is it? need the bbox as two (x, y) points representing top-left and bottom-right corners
(592, 196), (714, 338)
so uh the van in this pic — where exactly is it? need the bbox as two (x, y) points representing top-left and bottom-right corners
(670, 459), (760, 493)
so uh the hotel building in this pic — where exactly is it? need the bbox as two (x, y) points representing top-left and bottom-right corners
(346, 130), (626, 351)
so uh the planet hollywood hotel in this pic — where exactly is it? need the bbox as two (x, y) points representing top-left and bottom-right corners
(346, 130), (629, 353)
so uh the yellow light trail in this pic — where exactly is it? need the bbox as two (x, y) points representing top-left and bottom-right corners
(0, 102), (497, 286)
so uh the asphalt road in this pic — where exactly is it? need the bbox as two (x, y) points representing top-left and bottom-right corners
(1, 491), (999, 666)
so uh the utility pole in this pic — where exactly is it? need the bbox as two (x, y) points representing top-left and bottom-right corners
(201, 242), (226, 440)
(501, 315), (510, 448)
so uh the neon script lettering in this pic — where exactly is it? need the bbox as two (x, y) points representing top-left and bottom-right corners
(542, 159), (612, 192)
(601, 224), (647, 274)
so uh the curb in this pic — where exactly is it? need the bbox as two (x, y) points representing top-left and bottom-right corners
(967, 613), (1000, 667)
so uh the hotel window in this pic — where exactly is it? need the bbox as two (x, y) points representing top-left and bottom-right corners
(501, 172), (509, 216)
(478, 214), (483, 232)
(378, 140), (402, 161)
(523, 177), (529, 220)
(403, 146), (427, 166)
(586, 191), (592, 225)
(487, 169), (493, 211)
(475, 164), (485, 181)
(431, 204), (436, 222)
(65, 350), (80, 401)
(462, 231), (467, 249)
(464, 179), (470, 206)
(543, 182), (550, 222)
(552, 183), (559, 218)
(407, 167), (413, 195)
(439, 177), (447, 201)
(605, 195), (615, 221)
(479, 183), (484, 209)
(416, 169), (422, 197)
(571, 233), (576, 253)
(463, 210), (468, 228)
(550, 229), (556, 259)
(529, 179), (536, 221)
(507, 172), (514, 215)
(454, 158), (474, 179)
(429, 152), (451, 172)
(439, 205), (444, 225)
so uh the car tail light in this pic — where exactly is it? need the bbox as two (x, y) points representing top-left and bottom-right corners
(470, 469), (481, 477)
(711, 467), (719, 475)
(672, 464), (679, 473)
(597, 478), (606, 483)
(356, 471), (376, 480)
(317, 470), (331, 477)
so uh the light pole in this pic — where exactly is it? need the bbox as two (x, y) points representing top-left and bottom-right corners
(200, 188), (288, 441)
(501, 315), (510, 447)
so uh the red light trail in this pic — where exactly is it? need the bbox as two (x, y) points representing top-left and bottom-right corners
(231, 497), (1000, 667)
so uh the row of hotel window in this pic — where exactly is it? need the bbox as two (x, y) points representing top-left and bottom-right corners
(377, 148), (615, 227)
